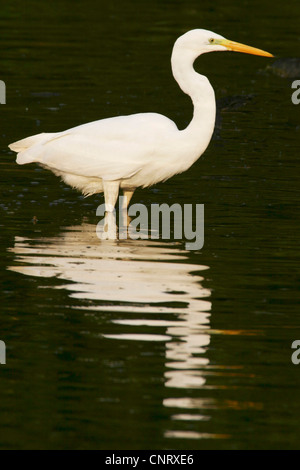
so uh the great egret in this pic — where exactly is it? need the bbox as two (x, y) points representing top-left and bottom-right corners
(9, 29), (273, 212)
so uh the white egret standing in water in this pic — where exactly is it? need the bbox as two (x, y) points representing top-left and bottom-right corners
(9, 29), (273, 212)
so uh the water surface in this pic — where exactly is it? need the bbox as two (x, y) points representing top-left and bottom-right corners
(1, 0), (300, 450)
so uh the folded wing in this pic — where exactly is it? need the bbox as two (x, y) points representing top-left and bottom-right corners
(10, 113), (177, 181)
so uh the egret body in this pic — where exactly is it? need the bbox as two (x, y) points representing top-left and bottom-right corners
(9, 29), (273, 211)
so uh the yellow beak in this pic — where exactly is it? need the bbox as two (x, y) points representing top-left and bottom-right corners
(220, 39), (274, 57)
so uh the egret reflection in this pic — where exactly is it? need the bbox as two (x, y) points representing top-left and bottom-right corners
(8, 223), (215, 439)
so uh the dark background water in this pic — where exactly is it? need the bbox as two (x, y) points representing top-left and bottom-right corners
(1, 0), (300, 450)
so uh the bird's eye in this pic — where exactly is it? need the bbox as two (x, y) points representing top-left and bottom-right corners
(209, 38), (214, 44)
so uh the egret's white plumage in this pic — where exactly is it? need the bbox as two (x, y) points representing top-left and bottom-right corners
(9, 29), (273, 209)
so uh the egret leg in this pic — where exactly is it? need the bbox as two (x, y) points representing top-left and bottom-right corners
(102, 180), (120, 239)
(103, 180), (120, 212)
(122, 189), (135, 210)
(119, 189), (135, 233)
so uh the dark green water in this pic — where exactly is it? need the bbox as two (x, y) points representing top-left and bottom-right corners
(1, 0), (300, 450)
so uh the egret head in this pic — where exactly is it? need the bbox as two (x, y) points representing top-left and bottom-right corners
(175, 29), (273, 59)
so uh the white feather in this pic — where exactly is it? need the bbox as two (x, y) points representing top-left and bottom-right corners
(10, 29), (252, 202)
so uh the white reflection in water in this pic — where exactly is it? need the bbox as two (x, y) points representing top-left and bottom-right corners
(8, 223), (217, 440)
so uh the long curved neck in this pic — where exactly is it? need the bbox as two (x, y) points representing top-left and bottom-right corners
(171, 45), (216, 151)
